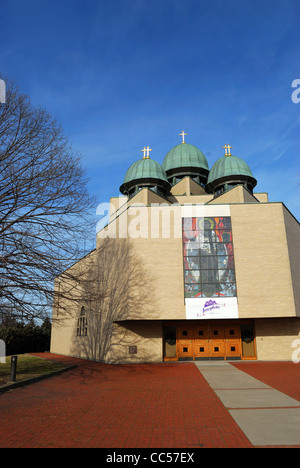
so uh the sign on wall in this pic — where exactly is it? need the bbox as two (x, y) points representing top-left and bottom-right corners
(182, 205), (238, 319)
(185, 297), (238, 319)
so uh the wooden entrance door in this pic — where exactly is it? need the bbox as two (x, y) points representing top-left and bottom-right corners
(177, 326), (194, 359)
(175, 321), (243, 361)
(194, 324), (209, 358)
(224, 324), (241, 358)
(208, 324), (225, 359)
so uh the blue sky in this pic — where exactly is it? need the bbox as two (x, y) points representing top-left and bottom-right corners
(1, 0), (299, 234)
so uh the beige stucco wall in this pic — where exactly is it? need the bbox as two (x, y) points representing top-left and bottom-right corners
(51, 316), (164, 363)
(50, 250), (96, 357)
(283, 205), (300, 316)
(98, 201), (185, 320)
(106, 321), (163, 363)
(255, 318), (300, 360)
(231, 203), (297, 319)
(208, 185), (258, 204)
(50, 315), (76, 356)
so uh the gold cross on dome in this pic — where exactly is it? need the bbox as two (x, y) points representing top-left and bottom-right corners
(141, 146), (152, 159)
(146, 146), (152, 158)
(179, 131), (187, 144)
(222, 144), (232, 156)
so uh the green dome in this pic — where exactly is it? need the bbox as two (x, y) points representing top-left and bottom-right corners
(162, 143), (209, 173)
(119, 155), (171, 197)
(207, 155), (253, 183)
(206, 154), (257, 193)
(123, 157), (168, 184)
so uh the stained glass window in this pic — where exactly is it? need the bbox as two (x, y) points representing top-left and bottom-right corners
(182, 217), (237, 298)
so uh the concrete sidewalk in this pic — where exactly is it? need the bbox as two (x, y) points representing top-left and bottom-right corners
(195, 361), (300, 446)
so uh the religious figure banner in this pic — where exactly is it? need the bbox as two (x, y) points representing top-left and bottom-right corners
(182, 208), (238, 319)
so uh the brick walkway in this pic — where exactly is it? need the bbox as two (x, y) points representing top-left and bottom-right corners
(0, 353), (253, 448)
(232, 361), (300, 401)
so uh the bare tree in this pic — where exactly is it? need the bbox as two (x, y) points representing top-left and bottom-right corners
(0, 78), (96, 321)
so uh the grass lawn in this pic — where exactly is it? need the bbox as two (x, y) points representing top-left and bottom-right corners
(0, 354), (68, 387)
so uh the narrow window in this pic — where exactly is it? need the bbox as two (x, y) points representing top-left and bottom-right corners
(77, 306), (87, 337)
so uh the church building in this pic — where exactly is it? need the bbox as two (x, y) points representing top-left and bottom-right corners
(50, 132), (300, 363)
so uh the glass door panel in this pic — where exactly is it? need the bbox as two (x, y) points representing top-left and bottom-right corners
(241, 323), (256, 358)
(163, 326), (177, 358)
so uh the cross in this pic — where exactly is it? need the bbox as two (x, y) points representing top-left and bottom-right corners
(179, 131), (187, 144)
(222, 144), (232, 156)
(146, 146), (152, 158)
(141, 146), (152, 159)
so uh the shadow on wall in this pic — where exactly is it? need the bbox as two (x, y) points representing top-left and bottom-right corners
(70, 238), (158, 362)
(107, 320), (164, 364)
(255, 318), (300, 337)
